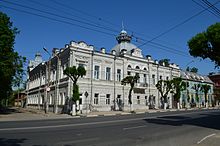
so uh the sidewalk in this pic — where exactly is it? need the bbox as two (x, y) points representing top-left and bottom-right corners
(0, 106), (219, 122)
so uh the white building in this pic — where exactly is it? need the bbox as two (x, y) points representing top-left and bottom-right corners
(26, 30), (180, 113)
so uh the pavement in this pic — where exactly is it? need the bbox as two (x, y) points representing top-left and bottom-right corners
(0, 106), (219, 122)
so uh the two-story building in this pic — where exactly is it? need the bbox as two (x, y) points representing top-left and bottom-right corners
(26, 30), (180, 113)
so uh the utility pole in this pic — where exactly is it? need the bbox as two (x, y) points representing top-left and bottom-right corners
(43, 47), (51, 114)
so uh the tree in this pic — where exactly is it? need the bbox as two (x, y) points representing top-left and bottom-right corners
(64, 66), (86, 114)
(188, 23), (220, 67)
(200, 84), (211, 108)
(121, 75), (139, 110)
(186, 67), (198, 73)
(171, 77), (186, 109)
(0, 12), (26, 106)
(156, 79), (173, 109)
(192, 84), (201, 107)
(159, 59), (170, 67)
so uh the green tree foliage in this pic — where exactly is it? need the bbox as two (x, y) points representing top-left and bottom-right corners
(188, 23), (220, 67)
(121, 75), (139, 105)
(159, 59), (170, 67)
(0, 12), (26, 105)
(186, 67), (198, 73)
(171, 77), (186, 102)
(200, 84), (211, 103)
(192, 84), (201, 105)
(63, 66), (86, 103)
(156, 79), (173, 104)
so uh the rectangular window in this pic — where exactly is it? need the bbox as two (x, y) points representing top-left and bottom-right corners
(137, 96), (140, 104)
(145, 96), (148, 105)
(94, 65), (100, 79)
(160, 75), (162, 80)
(106, 67), (111, 80)
(94, 93), (99, 104)
(117, 69), (121, 81)
(127, 71), (131, 75)
(106, 94), (110, 105)
(143, 74), (147, 83)
(136, 73), (140, 83)
(152, 74), (156, 85)
(166, 76), (169, 80)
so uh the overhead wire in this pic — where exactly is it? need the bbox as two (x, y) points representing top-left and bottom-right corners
(137, 0), (220, 48)
(1, 0), (216, 60)
(192, 0), (220, 18)
(1, 0), (118, 35)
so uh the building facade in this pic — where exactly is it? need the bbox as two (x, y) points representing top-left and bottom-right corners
(208, 73), (220, 106)
(180, 71), (214, 108)
(26, 30), (182, 113)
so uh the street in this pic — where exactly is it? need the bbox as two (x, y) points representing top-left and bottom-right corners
(0, 109), (220, 146)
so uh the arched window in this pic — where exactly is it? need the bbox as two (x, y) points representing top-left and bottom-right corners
(135, 66), (140, 70)
(127, 65), (131, 69)
(143, 67), (147, 71)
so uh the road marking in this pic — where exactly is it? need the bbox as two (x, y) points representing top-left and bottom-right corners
(0, 110), (213, 131)
(57, 137), (99, 145)
(197, 133), (216, 144)
(123, 125), (146, 130)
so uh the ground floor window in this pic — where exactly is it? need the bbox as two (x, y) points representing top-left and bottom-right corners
(106, 94), (110, 105)
(137, 96), (140, 104)
(94, 93), (99, 104)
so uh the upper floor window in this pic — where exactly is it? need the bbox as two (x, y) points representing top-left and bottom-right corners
(160, 75), (162, 80)
(94, 65), (100, 79)
(127, 71), (131, 75)
(143, 74), (147, 83)
(136, 73), (140, 83)
(152, 74), (156, 85)
(106, 67), (111, 80)
(117, 69), (121, 81)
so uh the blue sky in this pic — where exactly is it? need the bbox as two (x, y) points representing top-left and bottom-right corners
(1, 0), (220, 75)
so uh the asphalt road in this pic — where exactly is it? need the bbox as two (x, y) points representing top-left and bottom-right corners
(0, 109), (220, 146)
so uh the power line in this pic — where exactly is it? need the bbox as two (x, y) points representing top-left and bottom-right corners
(192, 0), (220, 18)
(0, 5), (116, 37)
(2, 0), (118, 35)
(137, 0), (220, 48)
(201, 0), (220, 16)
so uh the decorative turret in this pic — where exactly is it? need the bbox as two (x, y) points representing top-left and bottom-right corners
(116, 30), (132, 44)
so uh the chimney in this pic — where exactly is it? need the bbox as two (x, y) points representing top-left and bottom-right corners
(100, 47), (106, 53)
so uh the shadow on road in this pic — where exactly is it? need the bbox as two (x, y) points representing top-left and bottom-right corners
(0, 138), (27, 146)
(145, 112), (220, 130)
(0, 107), (22, 115)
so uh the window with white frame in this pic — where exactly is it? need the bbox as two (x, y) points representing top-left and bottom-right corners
(143, 74), (147, 84)
(106, 67), (111, 80)
(94, 93), (99, 104)
(160, 75), (162, 80)
(94, 65), (100, 79)
(106, 94), (110, 105)
(117, 69), (121, 81)
(152, 74), (156, 85)
(137, 96), (140, 104)
(136, 73), (140, 83)
(127, 71), (131, 75)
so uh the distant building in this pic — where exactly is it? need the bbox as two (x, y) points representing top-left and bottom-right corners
(14, 90), (26, 107)
(180, 71), (214, 108)
(208, 73), (220, 106)
(26, 30), (180, 113)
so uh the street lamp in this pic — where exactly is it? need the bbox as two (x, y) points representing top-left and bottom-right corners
(84, 91), (89, 116)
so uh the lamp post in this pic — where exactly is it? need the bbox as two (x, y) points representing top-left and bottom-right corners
(84, 91), (89, 116)
(43, 47), (61, 114)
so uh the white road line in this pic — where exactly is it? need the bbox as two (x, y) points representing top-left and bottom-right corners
(123, 125), (146, 130)
(57, 137), (99, 145)
(197, 133), (216, 144)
